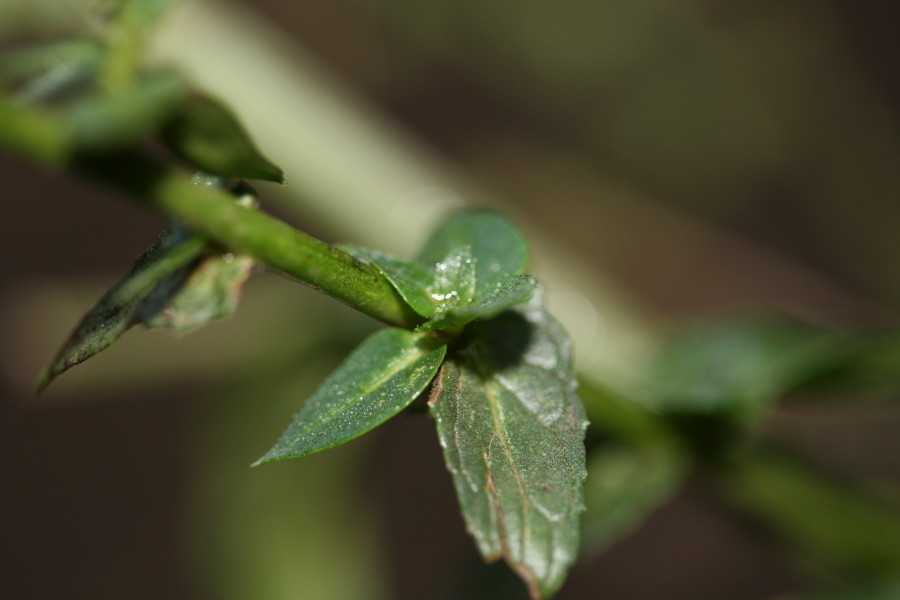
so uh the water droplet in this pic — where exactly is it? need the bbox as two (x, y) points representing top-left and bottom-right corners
(191, 172), (223, 187)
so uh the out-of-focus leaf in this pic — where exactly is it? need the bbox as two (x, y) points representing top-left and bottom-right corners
(582, 443), (686, 555)
(161, 94), (284, 183)
(141, 251), (254, 334)
(0, 39), (102, 102)
(418, 273), (536, 332)
(99, 0), (183, 92)
(38, 224), (205, 392)
(417, 207), (529, 300)
(429, 289), (587, 599)
(576, 380), (688, 555)
(645, 316), (845, 421)
(803, 330), (900, 397)
(799, 579), (900, 600)
(65, 67), (187, 151)
(0, 95), (69, 163)
(720, 446), (900, 580)
(336, 245), (435, 318)
(114, 0), (181, 31)
(256, 328), (446, 463)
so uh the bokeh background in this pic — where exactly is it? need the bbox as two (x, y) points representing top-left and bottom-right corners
(2, 1), (898, 598)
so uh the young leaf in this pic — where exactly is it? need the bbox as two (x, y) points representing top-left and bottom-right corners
(720, 446), (900, 579)
(429, 289), (587, 599)
(141, 251), (255, 334)
(576, 381), (688, 555)
(40, 187), (260, 391)
(417, 208), (529, 300)
(161, 94), (285, 183)
(256, 328), (447, 463)
(581, 444), (686, 555)
(337, 245), (435, 318)
(38, 225), (206, 392)
(417, 274), (536, 332)
(414, 209), (536, 331)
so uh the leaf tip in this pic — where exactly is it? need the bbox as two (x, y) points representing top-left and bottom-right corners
(36, 367), (57, 396)
(251, 447), (283, 467)
(250, 449), (277, 467)
(260, 168), (286, 184)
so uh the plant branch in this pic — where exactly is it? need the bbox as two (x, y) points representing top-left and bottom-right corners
(0, 100), (424, 329)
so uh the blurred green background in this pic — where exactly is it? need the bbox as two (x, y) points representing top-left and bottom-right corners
(1, 1), (898, 599)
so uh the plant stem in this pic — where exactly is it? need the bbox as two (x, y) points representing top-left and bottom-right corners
(101, 153), (425, 328)
(0, 101), (423, 329)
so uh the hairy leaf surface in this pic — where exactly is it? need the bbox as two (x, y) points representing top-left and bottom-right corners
(417, 274), (536, 332)
(417, 208), (529, 300)
(416, 209), (535, 331)
(257, 328), (447, 463)
(429, 290), (587, 599)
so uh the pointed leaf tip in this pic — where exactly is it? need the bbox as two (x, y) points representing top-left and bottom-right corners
(162, 94), (285, 183)
(257, 328), (447, 464)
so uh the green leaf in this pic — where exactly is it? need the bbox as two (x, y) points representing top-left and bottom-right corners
(340, 211), (537, 332)
(337, 245), (435, 318)
(38, 224), (206, 392)
(65, 67), (187, 151)
(141, 251), (255, 334)
(429, 289), (587, 599)
(802, 329), (900, 397)
(161, 94), (285, 183)
(1, 39), (102, 103)
(427, 244), (477, 308)
(40, 184), (260, 391)
(720, 446), (900, 579)
(413, 208), (535, 331)
(801, 580), (900, 600)
(576, 381), (688, 555)
(114, 0), (180, 30)
(582, 444), (686, 555)
(100, 0), (182, 93)
(417, 208), (530, 301)
(645, 315), (845, 420)
(417, 274), (537, 332)
(256, 328), (447, 463)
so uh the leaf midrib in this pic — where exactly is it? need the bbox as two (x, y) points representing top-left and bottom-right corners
(299, 342), (428, 437)
(470, 348), (537, 586)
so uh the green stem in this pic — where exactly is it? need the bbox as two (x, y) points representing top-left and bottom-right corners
(162, 175), (424, 328)
(0, 98), (69, 165)
(0, 101), (423, 329)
